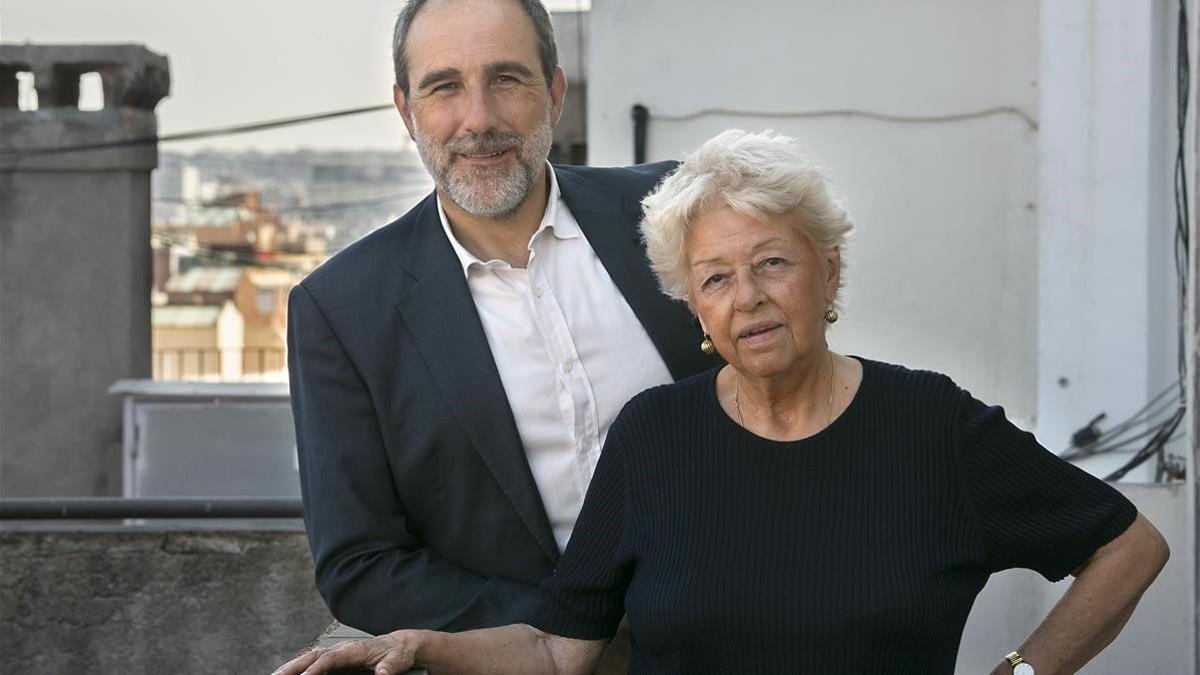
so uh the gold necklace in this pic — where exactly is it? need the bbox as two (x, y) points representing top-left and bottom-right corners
(825, 351), (836, 428)
(734, 374), (744, 427)
(734, 352), (837, 432)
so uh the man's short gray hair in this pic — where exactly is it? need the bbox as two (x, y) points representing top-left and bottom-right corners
(640, 129), (854, 306)
(392, 0), (559, 97)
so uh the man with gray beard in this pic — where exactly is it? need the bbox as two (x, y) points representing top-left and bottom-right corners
(286, 0), (716, 664)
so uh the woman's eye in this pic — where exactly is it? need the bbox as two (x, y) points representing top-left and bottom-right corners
(762, 257), (785, 267)
(702, 274), (725, 288)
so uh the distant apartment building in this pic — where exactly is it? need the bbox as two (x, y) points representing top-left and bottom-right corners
(153, 301), (244, 380)
(154, 265), (295, 381)
(151, 192), (316, 382)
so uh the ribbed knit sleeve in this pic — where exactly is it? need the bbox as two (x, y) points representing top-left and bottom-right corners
(952, 387), (1137, 581)
(528, 403), (635, 640)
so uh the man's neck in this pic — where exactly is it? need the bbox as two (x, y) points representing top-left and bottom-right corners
(440, 166), (551, 269)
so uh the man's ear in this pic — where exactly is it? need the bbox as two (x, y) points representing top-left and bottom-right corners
(549, 66), (567, 127)
(394, 84), (416, 141)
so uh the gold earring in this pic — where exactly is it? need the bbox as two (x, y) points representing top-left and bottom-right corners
(700, 334), (716, 355)
(824, 308), (839, 324)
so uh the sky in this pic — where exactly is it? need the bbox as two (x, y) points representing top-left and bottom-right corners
(2, 0), (589, 153)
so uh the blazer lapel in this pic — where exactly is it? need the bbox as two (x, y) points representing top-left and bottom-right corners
(556, 168), (705, 380)
(394, 196), (560, 563)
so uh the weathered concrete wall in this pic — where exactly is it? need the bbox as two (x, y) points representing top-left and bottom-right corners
(0, 44), (169, 496)
(0, 524), (331, 674)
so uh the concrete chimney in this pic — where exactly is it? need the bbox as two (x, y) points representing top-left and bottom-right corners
(0, 44), (170, 496)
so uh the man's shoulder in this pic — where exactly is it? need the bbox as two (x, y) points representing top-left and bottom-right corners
(554, 161), (678, 197)
(554, 160), (679, 183)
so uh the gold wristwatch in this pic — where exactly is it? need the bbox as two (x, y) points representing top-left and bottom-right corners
(1005, 650), (1035, 675)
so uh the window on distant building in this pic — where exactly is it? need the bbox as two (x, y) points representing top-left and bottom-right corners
(256, 288), (275, 314)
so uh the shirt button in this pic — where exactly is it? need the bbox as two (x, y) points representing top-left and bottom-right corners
(533, 286), (544, 298)
(562, 361), (573, 373)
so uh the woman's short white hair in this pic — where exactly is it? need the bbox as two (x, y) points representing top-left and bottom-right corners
(640, 129), (854, 306)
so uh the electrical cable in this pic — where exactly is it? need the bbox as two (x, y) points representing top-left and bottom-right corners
(649, 105), (1038, 131)
(1057, 379), (1180, 459)
(1146, 0), (1191, 482)
(1103, 431), (1185, 455)
(1104, 405), (1186, 482)
(157, 151), (431, 174)
(152, 186), (431, 216)
(150, 231), (304, 271)
(1083, 391), (1180, 447)
(1094, 0), (1192, 483)
(0, 103), (394, 159)
(1172, 0), (1191, 409)
(1062, 406), (1184, 462)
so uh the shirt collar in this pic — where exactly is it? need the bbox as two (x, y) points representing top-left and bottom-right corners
(436, 162), (580, 278)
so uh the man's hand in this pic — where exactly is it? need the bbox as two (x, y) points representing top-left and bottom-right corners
(272, 623), (604, 675)
(272, 630), (427, 675)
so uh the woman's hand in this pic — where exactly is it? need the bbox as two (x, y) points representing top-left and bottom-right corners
(272, 629), (429, 675)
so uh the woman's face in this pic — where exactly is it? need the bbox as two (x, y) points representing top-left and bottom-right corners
(686, 205), (839, 379)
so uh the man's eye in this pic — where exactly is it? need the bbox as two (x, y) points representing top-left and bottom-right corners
(431, 82), (459, 93)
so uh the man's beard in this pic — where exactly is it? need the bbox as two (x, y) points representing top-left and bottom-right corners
(413, 116), (554, 220)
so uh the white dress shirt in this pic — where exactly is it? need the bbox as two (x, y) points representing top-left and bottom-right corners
(437, 165), (673, 551)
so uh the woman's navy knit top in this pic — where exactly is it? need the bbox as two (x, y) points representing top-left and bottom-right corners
(530, 358), (1136, 674)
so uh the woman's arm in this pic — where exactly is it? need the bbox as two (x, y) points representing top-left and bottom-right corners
(272, 624), (607, 675)
(989, 512), (1169, 675)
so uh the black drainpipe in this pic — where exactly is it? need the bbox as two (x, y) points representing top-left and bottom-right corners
(631, 104), (649, 164)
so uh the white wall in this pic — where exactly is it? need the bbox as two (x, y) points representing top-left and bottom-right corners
(589, 0), (1042, 424)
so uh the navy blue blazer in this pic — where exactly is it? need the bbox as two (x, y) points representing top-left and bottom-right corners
(287, 162), (717, 635)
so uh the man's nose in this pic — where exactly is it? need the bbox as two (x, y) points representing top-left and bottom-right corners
(461, 84), (499, 135)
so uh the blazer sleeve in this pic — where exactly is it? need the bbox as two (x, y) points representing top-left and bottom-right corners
(288, 283), (541, 635)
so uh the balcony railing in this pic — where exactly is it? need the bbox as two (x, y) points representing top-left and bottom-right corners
(152, 347), (286, 382)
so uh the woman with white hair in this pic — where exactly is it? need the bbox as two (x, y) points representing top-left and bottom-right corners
(276, 130), (1168, 675)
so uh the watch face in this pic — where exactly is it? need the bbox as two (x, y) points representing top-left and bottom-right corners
(1014, 663), (1035, 675)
